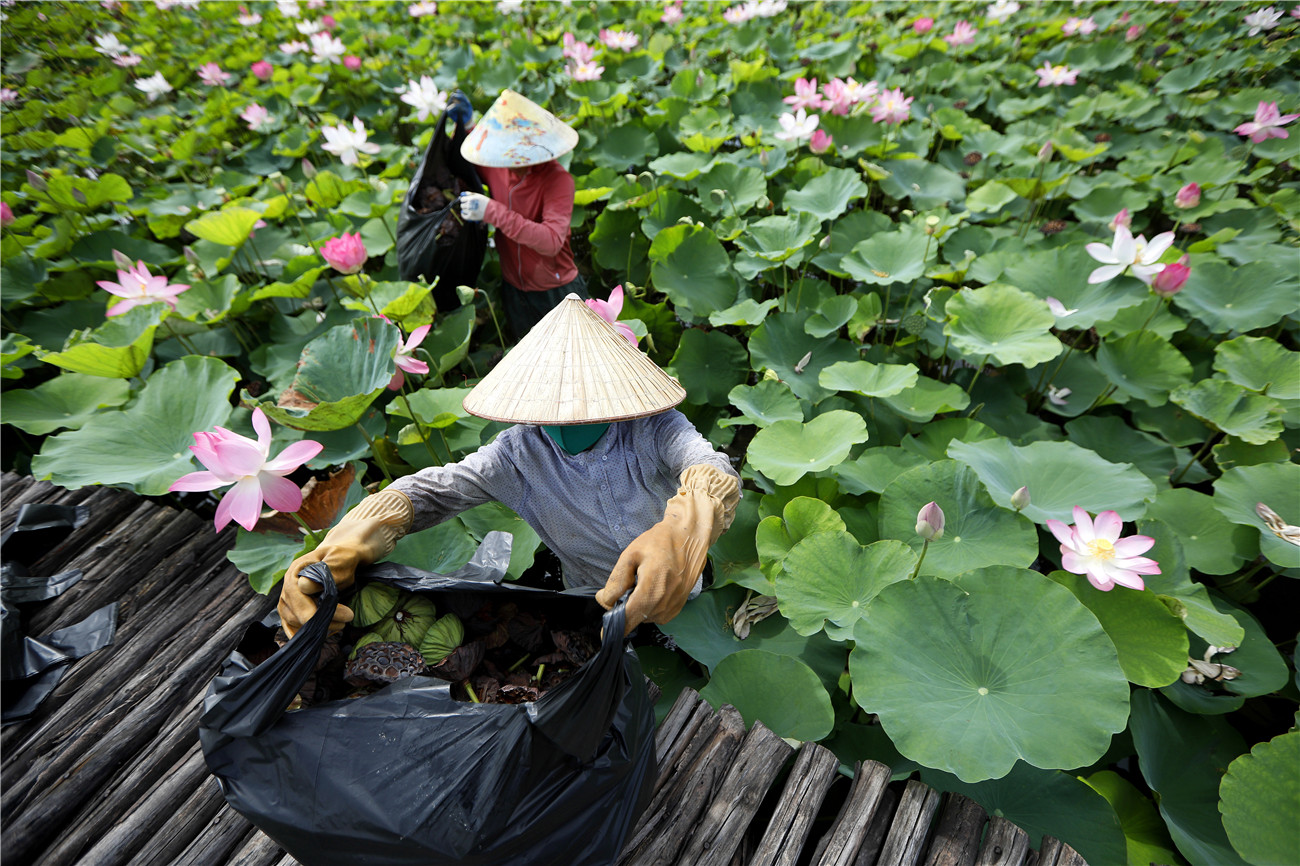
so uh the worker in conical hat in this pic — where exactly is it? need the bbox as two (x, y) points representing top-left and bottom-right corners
(446, 88), (588, 341)
(279, 293), (741, 637)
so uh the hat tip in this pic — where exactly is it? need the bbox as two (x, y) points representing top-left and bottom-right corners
(565, 292), (581, 301)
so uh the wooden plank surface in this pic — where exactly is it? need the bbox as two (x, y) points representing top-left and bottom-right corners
(810, 759), (894, 866)
(976, 817), (1031, 866)
(876, 778), (942, 866)
(750, 741), (841, 866)
(924, 793), (989, 866)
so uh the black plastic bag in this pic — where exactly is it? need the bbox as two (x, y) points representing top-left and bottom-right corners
(396, 109), (489, 314)
(199, 537), (656, 866)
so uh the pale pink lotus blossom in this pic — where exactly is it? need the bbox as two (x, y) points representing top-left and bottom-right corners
(1174, 182), (1201, 209)
(240, 103), (273, 131)
(809, 129), (834, 154)
(661, 1), (683, 24)
(986, 0), (1019, 22)
(1108, 208), (1132, 232)
(1047, 385), (1072, 406)
(309, 31), (346, 63)
(114, 54), (143, 67)
(945, 20), (977, 45)
(400, 76), (448, 121)
(1085, 224), (1177, 285)
(197, 62), (233, 86)
(585, 286), (638, 345)
(94, 32), (129, 57)
(784, 77), (828, 112)
(97, 258), (190, 315)
(1035, 62), (1078, 87)
(251, 60), (273, 80)
(1, 202), (15, 227)
(320, 117), (380, 165)
(307, 0), (325, 6)
(296, 18), (322, 34)
(236, 9), (261, 25)
(1062, 16), (1097, 35)
(774, 108), (819, 142)
(1047, 506), (1160, 591)
(1234, 101), (1299, 142)
(599, 28), (639, 51)
(562, 32), (597, 64)
(169, 408), (324, 533)
(722, 4), (754, 23)
(134, 72), (172, 101)
(820, 78), (861, 115)
(1292, 5), (1300, 18)
(1125, 24), (1144, 41)
(409, 0), (438, 16)
(276, 0), (300, 17)
(871, 87), (913, 124)
(280, 40), (309, 54)
(752, 0), (787, 14)
(343, 55), (361, 70)
(388, 325), (431, 389)
(1151, 255), (1190, 297)
(0, 88), (16, 103)
(569, 60), (605, 82)
(1243, 5), (1283, 35)
(915, 501), (945, 540)
(320, 232), (367, 274)
(912, 16), (934, 34)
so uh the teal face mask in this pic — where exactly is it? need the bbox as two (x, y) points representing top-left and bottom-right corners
(542, 423), (611, 455)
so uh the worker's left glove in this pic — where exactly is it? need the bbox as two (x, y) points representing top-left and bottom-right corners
(596, 464), (740, 636)
(447, 90), (473, 128)
(459, 192), (489, 222)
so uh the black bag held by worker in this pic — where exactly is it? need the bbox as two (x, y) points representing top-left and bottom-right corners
(198, 542), (657, 866)
(396, 105), (489, 314)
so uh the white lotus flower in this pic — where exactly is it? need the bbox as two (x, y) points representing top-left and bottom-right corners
(135, 72), (173, 101)
(1084, 225), (1176, 286)
(309, 31), (346, 63)
(399, 75), (448, 122)
(774, 108), (819, 142)
(94, 33), (128, 56)
(320, 116), (380, 165)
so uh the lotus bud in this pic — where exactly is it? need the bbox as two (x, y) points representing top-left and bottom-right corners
(1010, 486), (1030, 511)
(183, 245), (200, 266)
(710, 189), (727, 207)
(301, 157), (317, 178)
(1108, 208), (1132, 232)
(1151, 255), (1190, 298)
(756, 194), (772, 210)
(111, 248), (135, 270)
(819, 235), (832, 249)
(759, 148), (769, 167)
(637, 170), (656, 187)
(624, 173), (638, 185)
(915, 501), (945, 541)
(1174, 182), (1201, 209)
(25, 169), (46, 192)
(1037, 141), (1054, 163)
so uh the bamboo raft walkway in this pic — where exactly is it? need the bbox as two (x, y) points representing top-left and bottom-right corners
(1, 472), (1088, 866)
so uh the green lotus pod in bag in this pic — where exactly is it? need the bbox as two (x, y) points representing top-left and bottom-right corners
(372, 593), (437, 646)
(352, 583), (402, 628)
(418, 613), (465, 666)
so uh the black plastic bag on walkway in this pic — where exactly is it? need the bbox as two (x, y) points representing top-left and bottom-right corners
(199, 535), (656, 866)
(396, 105), (489, 315)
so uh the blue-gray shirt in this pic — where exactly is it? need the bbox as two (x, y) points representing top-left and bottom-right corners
(388, 410), (737, 588)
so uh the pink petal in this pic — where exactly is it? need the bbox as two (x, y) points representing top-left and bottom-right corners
(395, 356), (430, 375)
(1084, 563), (1115, 591)
(1092, 510), (1123, 542)
(258, 473), (304, 513)
(169, 470), (227, 492)
(211, 437), (267, 477)
(1046, 519), (1075, 546)
(1111, 535), (1155, 557)
(387, 369), (405, 390)
(106, 298), (141, 316)
(1114, 555), (1161, 574)
(406, 324), (431, 349)
(608, 285), (624, 318)
(251, 407), (272, 453)
(219, 478), (265, 532)
(1072, 506), (1096, 542)
(97, 280), (131, 297)
(263, 439), (324, 473)
(1060, 550), (1090, 575)
(1104, 566), (1144, 591)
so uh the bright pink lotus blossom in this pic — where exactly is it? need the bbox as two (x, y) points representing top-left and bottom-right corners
(945, 20), (977, 45)
(388, 324), (431, 389)
(562, 33), (597, 64)
(1125, 24), (1144, 41)
(96, 258), (190, 316)
(1151, 255), (1191, 297)
(1062, 16), (1097, 35)
(0, 202), (13, 227)
(169, 408), (324, 533)
(343, 55), (361, 70)
(250, 60), (273, 80)
(822, 77), (876, 115)
(809, 129), (833, 154)
(320, 232), (367, 274)
(872, 88), (913, 124)
(1047, 506), (1160, 591)
(784, 77), (828, 112)
(1233, 101), (1299, 142)
(1035, 62), (1078, 87)
(197, 62), (233, 86)
(1108, 208), (1132, 232)
(586, 285), (638, 345)
(321, 13), (337, 29)
(912, 16), (934, 34)
(1085, 224), (1177, 285)
(599, 28), (639, 51)
(1174, 182), (1201, 209)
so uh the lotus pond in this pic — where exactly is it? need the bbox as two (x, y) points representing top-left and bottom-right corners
(2, 1), (1298, 864)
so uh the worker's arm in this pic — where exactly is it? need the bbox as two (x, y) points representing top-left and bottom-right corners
(480, 168), (574, 257)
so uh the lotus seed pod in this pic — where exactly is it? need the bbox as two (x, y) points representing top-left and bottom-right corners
(902, 313), (927, 335)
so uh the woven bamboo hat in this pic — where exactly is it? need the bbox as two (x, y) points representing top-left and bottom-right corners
(462, 295), (686, 425)
(460, 89), (579, 168)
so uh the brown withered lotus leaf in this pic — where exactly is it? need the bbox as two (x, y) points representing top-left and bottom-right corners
(507, 611), (547, 652)
(498, 684), (542, 704)
(429, 639), (486, 682)
(552, 629), (597, 667)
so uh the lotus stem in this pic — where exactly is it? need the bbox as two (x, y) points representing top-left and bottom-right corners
(910, 538), (929, 579)
(965, 354), (991, 395)
(397, 387), (442, 466)
(1172, 431), (1223, 485)
(354, 422), (394, 483)
(535, 663), (545, 684)
(464, 681), (480, 703)
(289, 511), (325, 547)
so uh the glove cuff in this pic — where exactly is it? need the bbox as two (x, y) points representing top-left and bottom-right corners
(334, 489), (414, 561)
(679, 464), (741, 537)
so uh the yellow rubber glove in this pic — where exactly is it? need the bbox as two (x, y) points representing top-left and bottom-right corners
(277, 490), (414, 638)
(596, 464), (740, 635)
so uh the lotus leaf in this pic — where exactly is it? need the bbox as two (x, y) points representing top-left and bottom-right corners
(777, 533), (915, 640)
(693, 162), (767, 216)
(1083, 771), (1183, 866)
(965, 181), (1018, 214)
(667, 329), (749, 407)
(353, 583), (402, 628)
(708, 298), (778, 328)
(852, 569), (1130, 783)
(1142, 488), (1255, 575)
(945, 283), (1063, 368)
(1171, 379), (1284, 446)
(1, 373), (131, 435)
(879, 375), (970, 422)
(840, 224), (929, 286)
(648, 223), (738, 320)
(371, 592), (437, 646)
(458, 502), (541, 580)
(227, 529), (310, 595)
(1063, 414), (1192, 485)
(418, 613), (464, 666)
(746, 410), (868, 486)
(783, 167), (868, 222)
(588, 122), (658, 170)
(747, 310), (859, 403)
(390, 518), (480, 575)
(1174, 259), (1300, 334)
(35, 305), (164, 379)
(1219, 732), (1300, 866)
(832, 447), (928, 496)
(803, 295), (857, 338)
(756, 496), (845, 583)
(734, 212), (821, 263)
(878, 159), (966, 209)
(699, 650), (834, 742)
(184, 206), (263, 248)
(1213, 335), (1300, 412)
(901, 418), (999, 461)
(722, 380), (803, 428)
(1003, 247), (1150, 331)
(819, 360), (918, 398)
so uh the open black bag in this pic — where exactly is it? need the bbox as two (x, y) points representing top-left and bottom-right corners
(396, 108), (489, 314)
(199, 536), (656, 866)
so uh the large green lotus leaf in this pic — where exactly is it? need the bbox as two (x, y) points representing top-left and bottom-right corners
(699, 650), (834, 741)
(803, 294), (857, 339)
(639, 189), (708, 239)
(708, 298), (779, 328)
(588, 122), (658, 170)
(1205, 598), (1289, 699)
(878, 158), (966, 209)
(811, 210), (893, 277)
(722, 380), (803, 428)
(1144, 488), (1255, 576)
(1130, 689), (1249, 866)
(35, 305), (163, 379)
(879, 376), (971, 422)
(747, 310), (859, 403)
(945, 283), (1063, 368)
(1094, 295), (1189, 340)
(457, 502), (541, 581)
(421, 306), (477, 376)
(2, 373), (131, 435)
(1174, 259), (1299, 334)
(1083, 771), (1183, 866)
(1214, 335), (1300, 411)
(184, 206), (262, 248)
(965, 180), (1018, 214)
(1219, 732), (1300, 866)
(747, 410), (868, 486)
(1063, 414), (1187, 485)
(919, 764), (1127, 866)
(901, 418), (999, 461)
(879, 461), (1038, 578)
(777, 534), (916, 640)
(832, 447), (928, 496)
(693, 162), (767, 215)
(1045, 571), (1187, 688)
(31, 356), (238, 495)
(734, 212), (822, 263)
(647, 151), (718, 180)
(1095, 331), (1193, 407)
(227, 528), (310, 594)
(249, 318), (400, 431)
(783, 167), (868, 221)
(389, 517), (479, 575)
(1171, 379), (1284, 446)
(667, 328), (749, 407)
(819, 360), (918, 398)
(840, 224), (929, 286)
(663, 584), (847, 692)
(590, 207), (650, 283)
(1138, 518), (1246, 649)
(948, 438), (1156, 524)
(1001, 246), (1148, 330)
(648, 223), (739, 320)
(1213, 463), (1300, 570)
(756, 496), (845, 582)
(852, 569), (1129, 783)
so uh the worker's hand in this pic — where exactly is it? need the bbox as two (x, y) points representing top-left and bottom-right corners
(447, 90), (473, 128)
(276, 490), (414, 638)
(459, 192), (489, 222)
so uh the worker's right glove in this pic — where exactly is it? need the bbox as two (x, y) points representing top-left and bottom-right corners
(277, 489), (414, 638)
(458, 192), (489, 222)
(447, 90), (473, 128)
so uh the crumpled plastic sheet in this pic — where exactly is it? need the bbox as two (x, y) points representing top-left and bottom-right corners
(2, 502), (119, 725)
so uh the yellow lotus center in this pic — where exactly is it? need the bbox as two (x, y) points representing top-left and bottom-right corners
(1087, 538), (1116, 559)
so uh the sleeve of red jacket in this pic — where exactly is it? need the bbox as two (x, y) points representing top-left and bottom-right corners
(482, 169), (574, 257)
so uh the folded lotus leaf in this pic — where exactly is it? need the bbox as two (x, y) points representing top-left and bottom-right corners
(352, 583), (401, 628)
(371, 593), (437, 646)
(419, 613), (465, 666)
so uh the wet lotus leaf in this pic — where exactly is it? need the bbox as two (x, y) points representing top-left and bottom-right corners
(371, 593), (437, 646)
(353, 583), (402, 628)
(418, 614), (465, 666)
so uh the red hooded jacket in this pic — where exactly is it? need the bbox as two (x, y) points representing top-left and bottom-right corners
(479, 161), (579, 292)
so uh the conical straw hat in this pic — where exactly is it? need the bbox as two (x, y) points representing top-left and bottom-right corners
(462, 295), (686, 425)
(460, 89), (579, 168)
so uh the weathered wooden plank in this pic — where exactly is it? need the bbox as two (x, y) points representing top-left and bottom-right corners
(876, 779), (942, 866)
(273, 854), (301, 866)
(619, 704), (748, 866)
(853, 783), (900, 866)
(224, 828), (287, 866)
(169, 799), (258, 866)
(0, 472), (37, 515)
(22, 486), (141, 580)
(127, 775), (228, 866)
(679, 720), (795, 866)
(975, 817), (1031, 866)
(809, 759), (893, 866)
(924, 793), (989, 866)
(654, 689), (716, 794)
(750, 741), (841, 866)
(1035, 836), (1087, 866)
(655, 687), (704, 762)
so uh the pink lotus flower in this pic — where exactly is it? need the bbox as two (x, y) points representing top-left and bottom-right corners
(1047, 506), (1160, 591)
(343, 55), (361, 70)
(169, 408), (324, 533)
(784, 77), (828, 112)
(96, 258), (190, 316)
(871, 87), (912, 124)
(409, 0), (438, 16)
(1, 202), (14, 227)
(388, 324), (431, 389)
(945, 20), (977, 45)
(661, 1), (683, 24)
(197, 62), (232, 86)
(280, 40), (308, 54)
(237, 9), (262, 26)
(912, 16), (934, 34)
(822, 77), (876, 115)
(599, 28), (639, 51)
(774, 108), (819, 142)
(114, 54), (143, 68)
(1125, 24), (1144, 41)
(562, 33), (597, 64)
(0, 89), (14, 103)
(1062, 16), (1097, 36)
(321, 13), (337, 29)
(586, 285), (637, 345)
(1151, 255), (1191, 297)
(1108, 208), (1132, 232)
(320, 232), (367, 274)
(250, 60), (273, 80)
(569, 61), (604, 82)
(1174, 182), (1201, 209)
(809, 129), (833, 154)
(1085, 224), (1177, 285)
(240, 103), (273, 131)
(1035, 62), (1078, 87)
(722, 4), (754, 23)
(1234, 101), (1299, 143)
